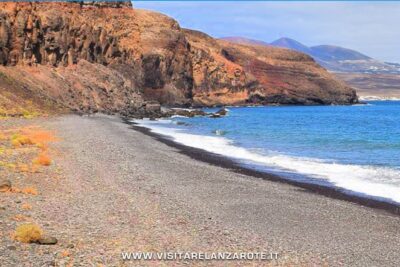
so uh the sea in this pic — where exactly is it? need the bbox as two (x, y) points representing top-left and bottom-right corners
(135, 101), (400, 204)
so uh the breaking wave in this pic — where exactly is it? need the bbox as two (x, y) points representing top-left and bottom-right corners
(135, 119), (400, 204)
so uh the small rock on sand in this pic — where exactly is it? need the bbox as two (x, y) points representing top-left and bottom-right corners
(37, 237), (58, 245)
(0, 179), (11, 192)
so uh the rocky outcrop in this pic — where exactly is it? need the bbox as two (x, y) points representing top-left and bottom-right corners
(0, 1), (191, 115)
(0, 61), (145, 116)
(0, 1), (358, 117)
(184, 29), (358, 106)
(0, 179), (11, 192)
(0, 2), (131, 67)
(184, 29), (259, 106)
(218, 40), (358, 105)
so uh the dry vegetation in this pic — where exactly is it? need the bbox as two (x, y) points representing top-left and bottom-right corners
(0, 122), (58, 246)
(0, 126), (57, 175)
(13, 223), (43, 243)
(0, 69), (61, 120)
(0, 88), (42, 120)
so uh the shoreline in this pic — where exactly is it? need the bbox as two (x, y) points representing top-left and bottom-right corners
(126, 119), (400, 216)
(4, 114), (400, 266)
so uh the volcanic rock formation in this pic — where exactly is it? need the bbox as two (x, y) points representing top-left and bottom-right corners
(0, 1), (358, 117)
(186, 29), (357, 106)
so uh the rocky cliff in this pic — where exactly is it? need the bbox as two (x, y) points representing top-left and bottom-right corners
(218, 39), (358, 105)
(186, 30), (357, 105)
(0, 1), (358, 117)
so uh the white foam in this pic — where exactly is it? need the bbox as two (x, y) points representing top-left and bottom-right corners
(213, 130), (227, 136)
(135, 120), (400, 204)
(359, 96), (400, 101)
(171, 115), (188, 118)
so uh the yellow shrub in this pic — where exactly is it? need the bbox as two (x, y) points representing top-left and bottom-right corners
(21, 203), (32, 210)
(33, 152), (51, 166)
(14, 223), (43, 243)
(21, 128), (57, 146)
(11, 134), (34, 147)
(36, 142), (47, 151)
(22, 110), (40, 119)
(21, 187), (38, 195)
(0, 161), (16, 170)
(6, 187), (38, 195)
(61, 250), (71, 257)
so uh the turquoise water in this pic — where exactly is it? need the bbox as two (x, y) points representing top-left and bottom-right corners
(136, 101), (400, 204)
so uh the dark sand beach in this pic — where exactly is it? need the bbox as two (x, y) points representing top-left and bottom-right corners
(130, 120), (400, 216)
(2, 114), (400, 266)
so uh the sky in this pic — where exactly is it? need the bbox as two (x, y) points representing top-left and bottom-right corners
(134, 1), (400, 63)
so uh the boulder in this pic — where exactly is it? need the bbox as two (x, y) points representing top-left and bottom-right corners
(215, 108), (228, 116)
(145, 101), (161, 113)
(37, 236), (58, 245)
(0, 179), (11, 192)
(208, 108), (228, 118)
(190, 109), (208, 116)
(171, 109), (208, 118)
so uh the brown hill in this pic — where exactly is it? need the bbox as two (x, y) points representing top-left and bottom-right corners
(0, 1), (191, 116)
(0, 1), (358, 117)
(186, 29), (357, 105)
(218, 39), (358, 105)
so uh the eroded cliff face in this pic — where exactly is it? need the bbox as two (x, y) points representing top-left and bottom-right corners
(0, 1), (194, 115)
(0, 1), (357, 116)
(0, 2), (129, 67)
(183, 29), (259, 106)
(184, 29), (357, 106)
(220, 41), (358, 105)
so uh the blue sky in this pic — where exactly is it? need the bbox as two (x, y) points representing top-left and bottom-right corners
(134, 1), (400, 63)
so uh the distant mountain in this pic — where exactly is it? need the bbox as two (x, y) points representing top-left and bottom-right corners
(270, 37), (312, 55)
(385, 62), (400, 69)
(221, 36), (271, 47)
(269, 38), (399, 74)
(222, 36), (400, 74)
(310, 45), (370, 61)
